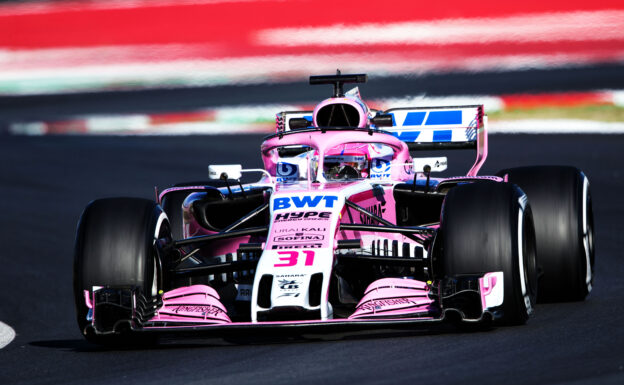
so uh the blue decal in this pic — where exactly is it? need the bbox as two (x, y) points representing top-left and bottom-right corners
(433, 130), (453, 142)
(277, 162), (298, 177)
(323, 196), (338, 207)
(274, 197), (291, 210)
(303, 115), (313, 122)
(274, 195), (338, 210)
(391, 113), (397, 127)
(291, 195), (323, 208)
(425, 110), (462, 125)
(371, 158), (391, 173)
(402, 112), (426, 126)
(276, 162), (299, 182)
(393, 131), (421, 142)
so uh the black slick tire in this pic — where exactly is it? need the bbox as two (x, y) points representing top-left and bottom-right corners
(73, 198), (170, 344)
(440, 182), (538, 325)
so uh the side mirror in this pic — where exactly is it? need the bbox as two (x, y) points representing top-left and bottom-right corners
(413, 157), (447, 172)
(208, 164), (242, 180)
(289, 118), (311, 130)
(370, 114), (393, 127)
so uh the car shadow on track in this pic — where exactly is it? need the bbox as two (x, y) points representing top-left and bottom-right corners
(28, 322), (493, 352)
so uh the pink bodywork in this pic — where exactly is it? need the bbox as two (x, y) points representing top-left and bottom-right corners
(479, 272), (505, 311)
(349, 278), (436, 319)
(147, 278), (436, 325)
(312, 96), (369, 128)
(150, 285), (231, 324)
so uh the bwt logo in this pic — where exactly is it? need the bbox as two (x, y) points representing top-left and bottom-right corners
(273, 195), (339, 210)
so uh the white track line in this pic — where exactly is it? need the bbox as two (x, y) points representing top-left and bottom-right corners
(0, 321), (16, 349)
(489, 119), (624, 134)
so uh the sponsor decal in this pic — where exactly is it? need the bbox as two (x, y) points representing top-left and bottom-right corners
(370, 158), (392, 179)
(371, 158), (391, 173)
(170, 305), (224, 316)
(277, 278), (302, 298)
(325, 155), (366, 163)
(273, 233), (325, 243)
(360, 203), (386, 224)
(278, 279), (300, 290)
(434, 159), (447, 168)
(277, 292), (301, 298)
(357, 298), (421, 312)
(275, 274), (306, 278)
(275, 227), (326, 233)
(272, 243), (322, 249)
(273, 195), (338, 210)
(276, 162), (299, 182)
(274, 211), (331, 222)
(237, 286), (252, 301)
(274, 250), (316, 267)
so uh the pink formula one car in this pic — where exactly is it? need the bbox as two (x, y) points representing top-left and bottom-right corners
(73, 72), (595, 344)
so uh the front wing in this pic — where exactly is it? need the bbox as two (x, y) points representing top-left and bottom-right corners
(82, 272), (505, 337)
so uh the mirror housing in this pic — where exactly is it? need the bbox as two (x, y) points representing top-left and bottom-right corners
(413, 157), (448, 172)
(208, 164), (242, 180)
(289, 118), (311, 130)
(370, 114), (393, 127)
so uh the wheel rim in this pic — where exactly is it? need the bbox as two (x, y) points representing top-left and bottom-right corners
(151, 213), (171, 297)
(582, 176), (594, 292)
(522, 208), (538, 311)
(518, 195), (537, 316)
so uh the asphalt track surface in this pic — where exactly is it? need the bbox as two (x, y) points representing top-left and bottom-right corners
(1, 63), (624, 125)
(0, 132), (622, 385)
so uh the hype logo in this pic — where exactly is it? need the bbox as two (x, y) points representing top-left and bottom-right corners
(273, 195), (339, 210)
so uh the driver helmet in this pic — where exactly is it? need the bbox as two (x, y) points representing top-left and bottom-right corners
(324, 143), (370, 180)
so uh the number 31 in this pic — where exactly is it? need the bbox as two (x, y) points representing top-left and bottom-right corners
(274, 250), (315, 267)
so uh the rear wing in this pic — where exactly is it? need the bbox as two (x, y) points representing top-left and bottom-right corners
(384, 105), (484, 150)
(384, 105), (487, 176)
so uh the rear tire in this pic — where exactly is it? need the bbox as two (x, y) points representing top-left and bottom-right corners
(497, 166), (594, 302)
(73, 198), (170, 344)
(440, 182), (538, 325)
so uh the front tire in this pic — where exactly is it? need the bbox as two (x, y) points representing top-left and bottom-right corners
(440, 182), (538, 325)
(73, 198), (170, 344)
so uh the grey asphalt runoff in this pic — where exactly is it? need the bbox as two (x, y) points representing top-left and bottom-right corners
(0, 133), (622, 385)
